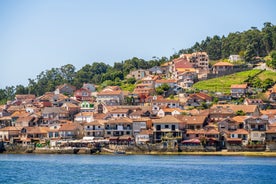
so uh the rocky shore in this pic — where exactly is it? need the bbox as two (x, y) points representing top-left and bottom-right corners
(2, 143), (276, 157)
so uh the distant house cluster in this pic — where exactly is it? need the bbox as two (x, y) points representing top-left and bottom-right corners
(0, 80), (276, 151)
(1, 51), (276, 152)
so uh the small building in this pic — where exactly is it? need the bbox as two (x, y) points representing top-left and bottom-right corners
(104, 118), (133, 138)
(96, 86), (124, 105)
(82, 83), (96, 92)
(135, 129), (153, 144)
(155, 79), (177, 89)
(54, 84), (76, 95)
(42, 107), (69, 123)
(83, 121), (105, 138)
(266, 84), (276, 102)
(228, 129), (249, 146)
(180, 52), (209, 69)
(244, 117), (269, 143)
(148, 66), (163, 75)
(152, 115), (182, 143)
(58, 123), (83, 139)
(229, 55), (241, 62)
(185, 92), (212, 107)
(109, 108), (131, 118)
(74, 88), (92, 101)
(0, 126), (22, 142)
(74, 112), (94, 123)
(132, 118), (151, 136)
(212, 62), (234, 74)
(80, 101), (95, 112)
(126, 69), (150, 80)
(230, 84), (248, 98)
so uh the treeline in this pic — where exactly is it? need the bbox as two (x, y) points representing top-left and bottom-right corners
(0, 57), (168, 102)
(1, 22), (276, 104)
(178, 22), (276, 61)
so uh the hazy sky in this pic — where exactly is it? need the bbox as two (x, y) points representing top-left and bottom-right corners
(0, 0), (275, 88)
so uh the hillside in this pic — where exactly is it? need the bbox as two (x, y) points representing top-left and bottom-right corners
(193, 69), (264, 93)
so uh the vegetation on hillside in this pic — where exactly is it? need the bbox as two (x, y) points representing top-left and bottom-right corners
(178, 22), (276, 61)
(193, 69), (275, 93)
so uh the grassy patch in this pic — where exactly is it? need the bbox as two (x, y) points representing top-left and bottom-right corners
(193, 69), (262, 93)
(258, 70), (276, 81)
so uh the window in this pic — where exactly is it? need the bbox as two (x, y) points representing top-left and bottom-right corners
(165, 125), (169, 129)
(156, 125), (161, 130)
(172, 125), (176, 130)
(107, 131), (111, 135)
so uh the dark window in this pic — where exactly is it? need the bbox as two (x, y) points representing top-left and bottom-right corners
(172, 125), (175, 130)
(156, 125), (161, 130)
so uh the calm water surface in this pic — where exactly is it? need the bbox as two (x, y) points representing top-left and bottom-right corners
(0, 154), (276, 184)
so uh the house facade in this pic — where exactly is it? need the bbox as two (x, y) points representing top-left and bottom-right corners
(212, 62), (234, 74)
(152, 116), (182, 143)
(230, 84), (248, 98)
(104, 118), (133, 138)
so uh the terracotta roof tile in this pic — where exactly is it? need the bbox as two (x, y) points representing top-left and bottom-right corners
(59, 123), (80, 131)
(177, 115), (206, 125)
(230, 129), (249, 134)
(230, 84), (248, 89)
(106, 117), (133, 124)
(152, 115), (181, 124)
(213, 62), (234, 67)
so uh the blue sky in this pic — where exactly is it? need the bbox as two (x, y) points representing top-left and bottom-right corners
(0, 0), (275, 88)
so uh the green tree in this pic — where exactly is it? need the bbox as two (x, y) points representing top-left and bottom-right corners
(15, 85), (28, 94)
(244, 44), (255, 62)
(262, 78), (274, 90)
(126, 77), (136, 84)
(236, 110), (246, 116)
(5, 86), (15, 101)
(155, 87), (164, 95)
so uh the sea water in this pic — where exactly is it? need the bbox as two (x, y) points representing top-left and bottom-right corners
(0, 154), (276, 184)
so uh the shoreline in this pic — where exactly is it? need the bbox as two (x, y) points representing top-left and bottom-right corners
(2, 150), (276, 157)
(124, 151), (276, 157)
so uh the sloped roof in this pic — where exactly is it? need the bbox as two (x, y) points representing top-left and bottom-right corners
(42, 107), (69, 114)
(212, 104), (258, 114)
(176, 115), (206, 125)
(110, 108), (130, 114)
(155, 79), (177, 83)
(174, 58), (194, 69)
(261, 109), (276, 115)
(24, 127), (49, 134)
(230, 84), (248, 89)
(59, 123), (80, 131)
(0, 126), (22, 131)
(75, 112), (94, 117)
(266, 127), (276, 133)
(230, 129), (249, 135)
(231, 116), (248, 123)
(106, 117), (133, 124)
(152, 115), (181, 124)
(213, 62), (234, 67)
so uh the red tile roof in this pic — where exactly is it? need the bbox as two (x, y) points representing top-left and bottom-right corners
(152, 115), (181, 124)
(213, 62), (234, 67)
(230, 129), (249, 135)
(230, 84), (248, 89)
